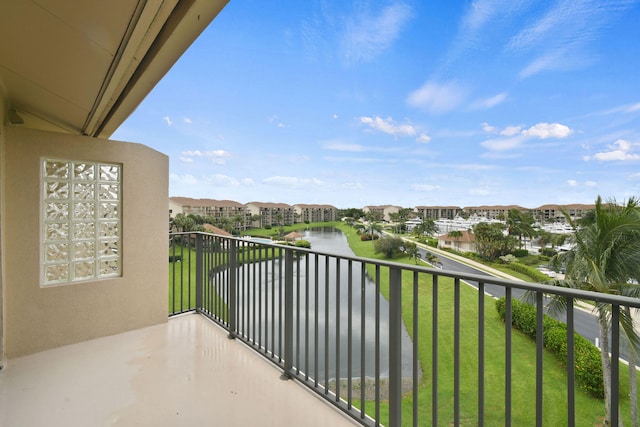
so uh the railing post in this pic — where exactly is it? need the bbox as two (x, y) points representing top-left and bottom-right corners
(195, 233), (203, 312)
(389, 266), (402, 427)
(283, 247), (294, 378)
(228, 239), (237, 339)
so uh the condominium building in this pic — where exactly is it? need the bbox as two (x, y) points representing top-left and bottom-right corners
(294, 204), (338, 223)
(246, 202), (296, 227)
(415, 205), (462, 220)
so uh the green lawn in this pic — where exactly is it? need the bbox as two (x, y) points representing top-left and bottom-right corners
(334, 222), (637, 426)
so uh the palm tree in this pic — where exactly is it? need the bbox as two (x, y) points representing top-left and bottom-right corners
(549, 196), (640, 426)
(403, 242), (422, 265)
(507, 209), (536, 249)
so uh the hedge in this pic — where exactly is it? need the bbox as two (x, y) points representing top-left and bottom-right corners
(512, 248), (529, 258)
(495, 297), (604, 398)
(505, 262), (553, 283)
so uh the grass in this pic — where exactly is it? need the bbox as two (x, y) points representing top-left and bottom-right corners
(334, 222), (639, 426)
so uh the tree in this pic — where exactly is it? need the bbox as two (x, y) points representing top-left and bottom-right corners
(231, 214), (243, 235)
(506, 209), (536, 249)
(549, 196), (640, 426)
(374, 236), (404, 259)
(173, 213), (195, 232)
(473, 222), (515, 261)
(403, 241), (422, 264)
(251, 214), (262, 228)
(275, 213), (284, 237)
(413, 218), (438, 238)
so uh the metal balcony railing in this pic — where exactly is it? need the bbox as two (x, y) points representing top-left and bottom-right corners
(168, 232), (640, 427)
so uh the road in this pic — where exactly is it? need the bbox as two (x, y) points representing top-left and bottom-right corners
(416, 247), (620, 358)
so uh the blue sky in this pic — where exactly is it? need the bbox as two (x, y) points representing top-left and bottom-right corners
(112, 0), (640, 209)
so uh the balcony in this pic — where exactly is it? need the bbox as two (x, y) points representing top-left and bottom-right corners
(0, 313), (357, 426)
(3, 231), (639, 426)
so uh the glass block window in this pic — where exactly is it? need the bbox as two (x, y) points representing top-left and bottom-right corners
(41, 159), (121, 285)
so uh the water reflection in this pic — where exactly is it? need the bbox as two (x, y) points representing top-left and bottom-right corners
(234, 227), (414, 381)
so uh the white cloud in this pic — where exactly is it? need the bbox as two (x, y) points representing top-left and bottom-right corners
(333, 114), (339, 119)
(406, 80), (466, 114)
(567, 180), (577, 187)
(500, 125), (522, 136)
(163, 116), (172, 126)
(508, 0), (636, 77)
(522, 122), (573, 139)
(183, 117), (192, 124)
(470, 92), (507, 110)
(482, 122), (573, 151)
(359, 116), (417, 137)
(585, 181), (597, 187)
(322, 142), (368, 152)
(481, 122), (497, 133)
(204, 174), (240, 187)
(182, 150), (202, 157)
(343, 2), (413, 64)
(262, 176), (324, 188)
(342, 182), (363, 190)
(481, 135), (526, 151)
(627, 103), (640, 113)
(180, 149), (231, 164)
(587, 139), (640, 161)
(601, 101), (640, 115)
(629, 172), (640, 180)
(411, 184), (441, 192)
(416, 133), (431, 144)
(241, 178), (255, 186)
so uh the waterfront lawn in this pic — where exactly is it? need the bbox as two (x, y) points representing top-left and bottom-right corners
(334, 223), (634, 426)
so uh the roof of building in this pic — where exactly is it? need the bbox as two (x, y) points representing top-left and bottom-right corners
(437, 230), (475, 243)
(170, 197), (246, 208)
(202, 224), (232, 236)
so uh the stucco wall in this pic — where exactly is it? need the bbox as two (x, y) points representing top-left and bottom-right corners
(3, 127), (168, 358)
(0, 99), (6, 363)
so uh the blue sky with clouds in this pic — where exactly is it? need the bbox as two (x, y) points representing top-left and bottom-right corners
(112, 0), (640, 209)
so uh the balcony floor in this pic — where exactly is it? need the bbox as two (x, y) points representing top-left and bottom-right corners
(0, 313), (360, 427)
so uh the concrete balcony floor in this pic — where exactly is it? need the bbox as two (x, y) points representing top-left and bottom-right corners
(0, 313), (360, 427)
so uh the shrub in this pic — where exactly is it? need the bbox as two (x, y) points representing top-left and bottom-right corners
(264, 224), (272, 230)
(427, 237), (438, 247)
(540, 248), (557, 257)
(499, 254), (518, 264)
(506, 262), (551, 283)
(512, 248), (529, 258)
(294, 239), (311, 248)
(495, 297), (603, 398)
(360, 234), (379, 241)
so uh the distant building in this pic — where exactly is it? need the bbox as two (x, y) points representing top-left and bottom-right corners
(531, 204), (595, 223)
(363, 205), (402, 222)
(464, 205), (528, 221)
(415, 205), (462, 220)
(294, 204), (338, 223)
(437, 230), (476, 253)
(246, 202), (296, 227)
(405, 218), (423, 232)
(169, 197), (251, 230)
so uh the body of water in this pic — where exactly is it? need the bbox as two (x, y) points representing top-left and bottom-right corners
(234, 226), (415, 381)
